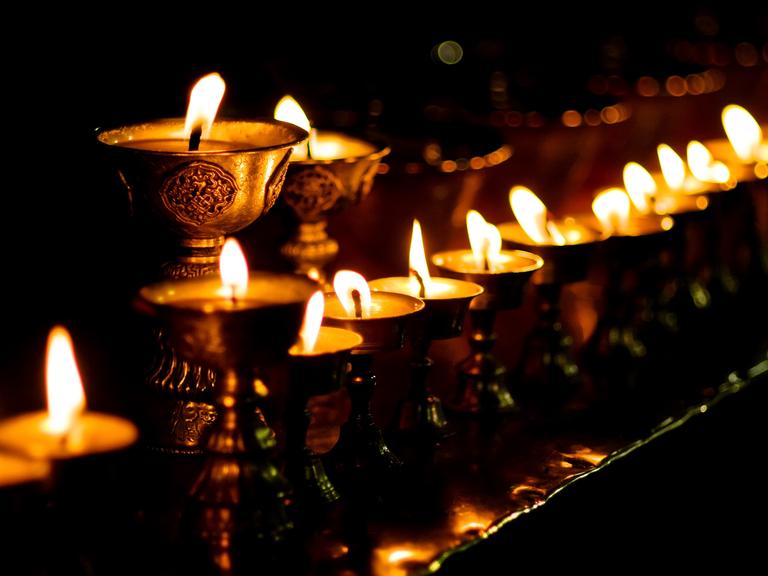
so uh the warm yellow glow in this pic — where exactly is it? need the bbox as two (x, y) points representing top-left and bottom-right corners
(333, 270), (372, 318)
(307, 268), (321, 282)
(592, 188), (630, 236)
(509, 186), (549, 244)
(409, 219), (434, 296)
(466, 210), (502, 270)
(45, 326), (86, 435)
(687, 140), (731, 183)
(299, 291), (324, 353)
(622, 162), (656, 214)
(275, 95), (314, 159)
(219, 238), (249, 300)
(657, 144), (686, 191)
(661, 216), (674, 231)
(274, 95), (311, 133)
(184, 73), (226, 140)
(546, 221), (566, 245)
(388, 550), (416, 564)
(722, 104), (763, 162)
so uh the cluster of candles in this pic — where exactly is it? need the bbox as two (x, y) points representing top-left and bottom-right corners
(0, 72), (764, 532)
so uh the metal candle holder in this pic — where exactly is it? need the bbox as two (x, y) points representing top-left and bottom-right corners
(280, 133), (390, 278)
(499, 222), (601, 409)
(585, 216), (675, 399)
(99, 119), (308, 453)
(322, 292), (424, 503)
(287, 327), (362, 511)
(368, 278), (483, 439)
(432, 250), (544, 415)
(136, 273), (316, 571)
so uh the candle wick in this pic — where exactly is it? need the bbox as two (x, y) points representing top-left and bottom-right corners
(229, 283), (237, 305)
(188, 123), (203, 152)
(306, 127), (317, 160)
(351, 289), (363, 319)
(409, 268), (426, 299)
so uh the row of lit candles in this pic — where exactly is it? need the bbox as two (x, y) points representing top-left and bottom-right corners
(2, 73), (764, 489)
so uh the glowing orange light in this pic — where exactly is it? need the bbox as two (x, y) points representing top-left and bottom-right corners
(219, 238), (249, 300)
(409, 219), (434, 296)
(466, 210), (501, 270)
(298, 291), (324, 353)
(686, 140), (730, 183)
(722, 104), (764, 162)
(45, 327), (86, 435)
(509, 186), (549, 244)
(184, 73), (226, 140)
(592, 188), (630, 236)
(333, 270), (372, 318)
(274, 95), (316, 159)
(622, 162), (656, 214)
(657, 144), (686, 191)
(274, 95), (310, 132)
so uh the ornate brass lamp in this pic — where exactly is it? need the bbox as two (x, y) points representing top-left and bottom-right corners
(99, 76), (308, 452)
(136, 240), (316, 571)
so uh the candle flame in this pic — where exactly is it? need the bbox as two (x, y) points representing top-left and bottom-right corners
(274, 95), (315, 159)
(299, 291), (324, 353)
(546, 221), (567, 246)
(184, 73), (226, 140)
(687, 141), (731, 184)
(592, 188), (630, 236)
(45, 326), (86, 435)
(657, 144), (686, 191)
(274, 95), (311, 132)
(509, 186), (549, 244)
(409, 219), (433, 297)
(466, 210), (501, 270)
(722, 104), (763, 162)
(623, 162), (656, 214)
(219, 238), (249, 300)
(333, 270), (372, 318)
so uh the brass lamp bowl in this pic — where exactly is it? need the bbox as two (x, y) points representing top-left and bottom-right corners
(499, 222), (601, 285)
(99, 118), (308, 246)
(321, 292), (424, 353)
(368, 277), (483, 341)
(281, 133), (390, 276)
(432, 249), (544, 310)
(136, 274), (317, 368)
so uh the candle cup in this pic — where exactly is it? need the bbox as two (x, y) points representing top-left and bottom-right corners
(99, 118), (308, 454)
(136, 273), (316, 567)
(280, 132), (390, 279)
(499, 222), (602, 410)
(368, 277), (483, 440)
(322, 292), (424, 505)
(286, 327), (362, 514)
(432, 250), (544, 415)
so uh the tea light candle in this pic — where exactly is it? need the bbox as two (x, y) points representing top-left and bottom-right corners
(0, 327), (137, 460)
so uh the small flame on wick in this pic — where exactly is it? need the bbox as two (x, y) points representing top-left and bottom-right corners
(45, 326), (86, 436)
(184, 73), (226, 149)
(333, 270), (372, 319)
(219, 238), (249, 302)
